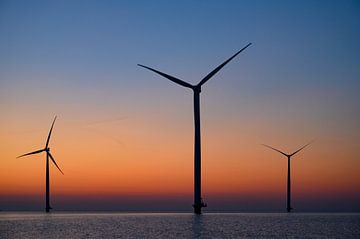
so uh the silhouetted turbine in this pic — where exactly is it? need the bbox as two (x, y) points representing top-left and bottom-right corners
(17, 116), (64, 212)
(138, 43), (251, 214)
(262, 141), (313, 212)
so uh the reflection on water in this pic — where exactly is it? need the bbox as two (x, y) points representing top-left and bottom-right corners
(0, 212), (359, 238)
(192, 214), (203, 238)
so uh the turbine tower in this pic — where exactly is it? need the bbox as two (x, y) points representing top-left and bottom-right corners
(138, 43), (251, 214)
(262, 141), (312, 212)
(17, 116), (64, 212)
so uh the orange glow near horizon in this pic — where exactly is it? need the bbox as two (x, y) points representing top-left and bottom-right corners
(1, 115), (359, 206)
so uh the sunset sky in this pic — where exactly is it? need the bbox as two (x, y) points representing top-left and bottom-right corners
(1, 0), (359, 211)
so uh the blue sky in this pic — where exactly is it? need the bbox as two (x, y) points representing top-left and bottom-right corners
(2, 0), (359, 141)
(1, 0), (359, 105)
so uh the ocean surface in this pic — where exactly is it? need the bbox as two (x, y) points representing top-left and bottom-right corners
(0, 212), (359, 238)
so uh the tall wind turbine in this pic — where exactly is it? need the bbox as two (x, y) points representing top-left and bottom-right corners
(138, 43), (251, 214)
(262, 141), (312, 212)
(17, 116), (64, 212)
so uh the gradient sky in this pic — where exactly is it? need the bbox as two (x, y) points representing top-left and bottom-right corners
(1, 0), (359, 211)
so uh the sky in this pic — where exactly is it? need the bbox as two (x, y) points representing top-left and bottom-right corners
(0, 0), (360, 212)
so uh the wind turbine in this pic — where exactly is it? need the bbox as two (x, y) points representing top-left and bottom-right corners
(138, 43), (251, 214)
(17, 116), (64, 212)
(262, 141), (312, 212)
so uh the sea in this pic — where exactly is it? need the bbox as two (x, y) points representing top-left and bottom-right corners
(0, 212), (359, 238)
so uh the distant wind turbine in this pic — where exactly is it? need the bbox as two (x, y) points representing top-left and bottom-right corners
(17, 116), (64, 213)
(262, 141), (313, 212)
(138, 43), (252, 214)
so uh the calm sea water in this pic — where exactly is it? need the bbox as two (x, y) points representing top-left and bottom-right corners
(0, 212), (359, 238)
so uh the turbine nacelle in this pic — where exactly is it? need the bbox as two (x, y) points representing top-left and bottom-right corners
(262, 141), (314, 159)
(192, 85), (201, 93)
(17, 116), (64, 175)
(138, 43), (252, 93)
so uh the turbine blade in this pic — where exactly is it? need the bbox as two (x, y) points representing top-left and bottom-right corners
(197, 43), (252, 87)
(45, 116), (57, 148)
(262, 144), (289, 157)
(138, 64), (193, 89)
(48, 152), (64, 175)
(17, 149), (45, 158)
(290, 140), (314, 157)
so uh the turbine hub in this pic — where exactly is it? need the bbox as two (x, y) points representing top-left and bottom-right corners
(193, 85), (201, 93)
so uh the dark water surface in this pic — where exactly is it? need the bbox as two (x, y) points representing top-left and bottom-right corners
(0, 212), (359, 238)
